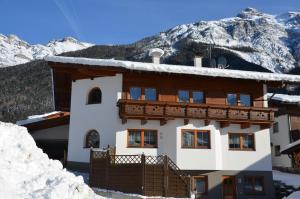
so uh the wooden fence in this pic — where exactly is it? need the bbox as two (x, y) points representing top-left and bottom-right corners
(89, 150), (190, 198)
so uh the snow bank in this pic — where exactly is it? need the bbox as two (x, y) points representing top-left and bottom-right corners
(273, 170), (300, 188)
(0, 122), (103, 199)
(268, 93), (300, 104)
(45, 56), (300, 83)
(284, 191), (300, 199)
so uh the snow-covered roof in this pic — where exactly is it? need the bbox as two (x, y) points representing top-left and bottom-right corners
(281, 139), (300, 154)
(16, 111), (62, 126)
(45, 56), (300, 83)
(268, 93), (300, 104)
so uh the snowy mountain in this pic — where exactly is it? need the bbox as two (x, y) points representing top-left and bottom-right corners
(0, 34), (93, 67)
(134, 8), (300, 73)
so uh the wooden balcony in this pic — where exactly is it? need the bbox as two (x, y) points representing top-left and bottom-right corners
(117, 99), (276, 128)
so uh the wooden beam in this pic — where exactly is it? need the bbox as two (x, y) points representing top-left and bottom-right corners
(260, 123), (271, 130)
(241, 123), (250, 129)
(220, 121), (230, 128)
(204, 120), (210, 126)
(184, 119), (189, 125)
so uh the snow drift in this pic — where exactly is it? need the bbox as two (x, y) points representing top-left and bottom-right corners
(0, 122), (102, 199)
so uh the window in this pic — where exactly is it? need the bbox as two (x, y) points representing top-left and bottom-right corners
(227, 93), (237, 106)
(128, 129), (157, 148)
(145, 88), (157, 101)
(227, 93), (252, 106)
(87, 88), (102, 104)
(229, 133), (255, 150)
(85, 130), (100, 148)
(244, 176), (265, 195)
(192, 91), (204, 103)
(182, 130), (210, 149)
(130, 87), (142, 100)
(240, 94), (251, 107)
(275, 145), (281, 156)
(273, 122), (279, 133)
(193, 176), (208, 195)
(178, 90), (189, 102)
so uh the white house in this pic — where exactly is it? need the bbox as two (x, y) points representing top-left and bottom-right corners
(269, 94), (300, 169)
(45, 54), (300, 198)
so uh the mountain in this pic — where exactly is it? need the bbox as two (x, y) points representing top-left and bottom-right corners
(1, 8), (300, 123)
(0, 34), (93, 67)
(132, 8), (300, 73)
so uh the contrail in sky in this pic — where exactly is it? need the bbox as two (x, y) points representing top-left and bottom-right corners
(52, 0), (83, 39)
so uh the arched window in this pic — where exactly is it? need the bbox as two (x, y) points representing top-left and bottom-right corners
(87, 87), (102, 104)
(85, 130), (100, 148)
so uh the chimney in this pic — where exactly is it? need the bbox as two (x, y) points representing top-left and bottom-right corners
(194, 56), (203, 68)
(149, 48), (164, 64)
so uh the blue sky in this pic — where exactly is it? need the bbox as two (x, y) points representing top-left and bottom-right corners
(0, 0), (299, 45)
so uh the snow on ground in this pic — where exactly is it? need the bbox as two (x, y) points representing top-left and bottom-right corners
(273, 170), (300, 188)
(0, 122), (104, 199)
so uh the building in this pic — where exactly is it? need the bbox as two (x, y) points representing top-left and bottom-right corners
(17, 111), (69, 165)
(45, 53), (300, 198)
(269, 94), (300, 169)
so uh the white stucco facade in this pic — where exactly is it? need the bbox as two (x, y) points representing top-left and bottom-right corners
(67, 74), (272, 172)
(270, 114), (293, 167)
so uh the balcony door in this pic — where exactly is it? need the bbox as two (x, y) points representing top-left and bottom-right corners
(222, 176), (236, 199)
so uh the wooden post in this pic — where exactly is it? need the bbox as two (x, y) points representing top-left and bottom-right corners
(141, 154), (146, 195)
(163, 155), (169, 197)
(105, 150), (110, 189)
(89, 149), (93, 186)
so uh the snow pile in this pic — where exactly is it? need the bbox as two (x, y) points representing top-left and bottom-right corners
(16, 111), (61, 125)
(273, 170), (300, 188)
(0, 122), (103, 199)
(46, 55), (300, 83)
(268, 93), (300, 104)
(0, 34), (93, 67)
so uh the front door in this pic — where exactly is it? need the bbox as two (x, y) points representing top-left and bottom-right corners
(222, 176), (236, 199)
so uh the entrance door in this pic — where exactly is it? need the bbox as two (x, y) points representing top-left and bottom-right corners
(222, 176), (236, 199)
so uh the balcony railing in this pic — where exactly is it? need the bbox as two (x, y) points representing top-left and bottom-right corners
(117, 99), (276, 125)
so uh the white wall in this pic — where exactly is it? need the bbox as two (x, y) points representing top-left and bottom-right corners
(270, 115), (292, 167)
(116, 119), (272, 171)
(68, 74), (122, 163)
(221, 124), (272, 171)
(32, 125), (69, 140)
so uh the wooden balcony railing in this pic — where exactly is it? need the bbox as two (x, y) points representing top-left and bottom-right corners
(117, 99), (276, 126)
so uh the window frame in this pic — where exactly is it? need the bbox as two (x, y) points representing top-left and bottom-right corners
(127, 129), (158, 148)
(87, 87), (102, 105)
(192, 90), (205, 104)
(129, 87), (142, 100)
(243, 176), (265, 195)
(193, 176), (208, 196)
(144, 87), (157, 101)
(177, 90), (190, 102)
(181, 129), (211, 149)
(228, 133), (255, 151)
(84, 130), (100, 148)
(226, 93), (252, 107)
